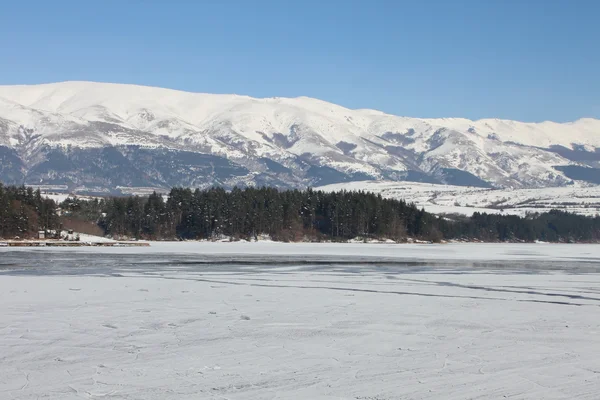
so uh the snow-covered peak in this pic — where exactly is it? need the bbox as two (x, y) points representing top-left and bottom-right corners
(0, 81), (597, 148)
(0, 81), (598, 192)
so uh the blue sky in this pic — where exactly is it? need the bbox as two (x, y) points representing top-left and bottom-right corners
(1, 0), (598, 122)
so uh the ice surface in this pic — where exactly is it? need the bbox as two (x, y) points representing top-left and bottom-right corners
(1, 243), (600, 399)
(3, 241), (600, 261)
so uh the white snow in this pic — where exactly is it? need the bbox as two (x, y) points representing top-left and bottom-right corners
(41, 192), (72, 204)
(317, 181), (600, 217)
(62, 231), (116, 243)
(2, 82), (598, 150)
(1, 243), (600, 399)
(3, 240), (599, 259)
(39, 192), (103, 208)
(1, 81), (599, 188)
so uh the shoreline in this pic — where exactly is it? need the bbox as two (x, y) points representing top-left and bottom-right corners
(0, 241), (149, 247)
(2, 239), (600, 247)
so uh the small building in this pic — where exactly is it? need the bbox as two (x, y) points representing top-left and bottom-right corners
(38, 231), (46, 239)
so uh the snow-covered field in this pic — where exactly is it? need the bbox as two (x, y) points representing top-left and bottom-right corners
(40, 192), (103, 204)
(318, 181), (600, 217)
(1, 243), (600, 399)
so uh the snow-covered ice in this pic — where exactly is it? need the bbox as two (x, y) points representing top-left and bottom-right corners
(1, 243), (600, 399)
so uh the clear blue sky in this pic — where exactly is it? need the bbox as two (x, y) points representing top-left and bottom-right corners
(1, 0), (598, 122)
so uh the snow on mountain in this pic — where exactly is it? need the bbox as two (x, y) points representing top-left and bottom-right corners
(0, 81), (598, 193)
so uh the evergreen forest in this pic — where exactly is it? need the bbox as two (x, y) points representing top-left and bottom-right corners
(2, 183), (600, 243)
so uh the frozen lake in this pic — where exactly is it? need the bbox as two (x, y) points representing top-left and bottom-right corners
(1, 243), (600, 399)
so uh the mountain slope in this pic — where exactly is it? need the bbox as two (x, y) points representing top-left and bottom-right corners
(0, 81), (598, 193)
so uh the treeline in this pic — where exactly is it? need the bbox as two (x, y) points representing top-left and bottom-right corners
(441, 211), (600, 243)
(59, 186), (600, 243)
(0, 184), (59, 238)
(64, 187), (437, 241)
(1, 183), (598, 242)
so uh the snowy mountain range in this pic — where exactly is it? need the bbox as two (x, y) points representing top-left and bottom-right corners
(0, 81), (598, 194)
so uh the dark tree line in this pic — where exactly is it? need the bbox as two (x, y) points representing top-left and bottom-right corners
(442, 210), (600, 243)
(59, 186), (600, 243)
(0, 184), (59, 238)
(1, 183), (599, 242)
(64, 187), (437, 241)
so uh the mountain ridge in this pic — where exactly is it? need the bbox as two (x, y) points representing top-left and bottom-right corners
(3, 81), (597, 126)
(0, 81), (598, 194)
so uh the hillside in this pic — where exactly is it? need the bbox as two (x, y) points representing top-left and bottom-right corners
(0, 81), (599, 194)
(317, 181), (600, 217)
